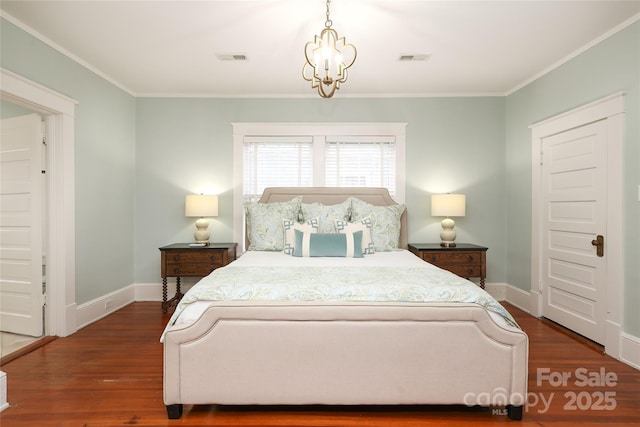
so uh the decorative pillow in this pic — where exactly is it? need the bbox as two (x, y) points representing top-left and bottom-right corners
(293, 230), (364, 258)
(244, 196), (302, 251)
(335, 217), (375, 254)
(350, 197), (405, 251)
(300, 199), (352, 233)
(282, 217), (319, 255)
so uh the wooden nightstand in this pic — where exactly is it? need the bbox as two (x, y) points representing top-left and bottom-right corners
(408, 243), (488, 289)
(159, 243), (237, 312)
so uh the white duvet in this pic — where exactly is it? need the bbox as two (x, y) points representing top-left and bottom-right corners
(161, 249), (518, 341)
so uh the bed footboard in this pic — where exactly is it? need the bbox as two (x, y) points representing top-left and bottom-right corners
(163, 302), (528, 419)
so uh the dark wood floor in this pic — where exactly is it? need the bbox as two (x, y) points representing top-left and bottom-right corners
(1, 302), (638, 426)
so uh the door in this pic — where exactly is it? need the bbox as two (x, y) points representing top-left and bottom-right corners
(0, 113), (45, 337)
(540, 120), (606, 344)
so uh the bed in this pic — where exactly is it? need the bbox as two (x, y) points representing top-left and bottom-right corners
(162, 187), (528, 420)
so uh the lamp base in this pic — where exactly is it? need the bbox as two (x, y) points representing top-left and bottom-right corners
(440, 217), (457, 248)
(194, 218), (210, 244)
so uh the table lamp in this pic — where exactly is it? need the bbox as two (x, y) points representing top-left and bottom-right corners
(185, 194), (218, 244)
(431, 194), (466, 247)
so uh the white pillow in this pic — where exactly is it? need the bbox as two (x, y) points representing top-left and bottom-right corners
(282, 217), (319, 255)
(335, 217), (375, 254)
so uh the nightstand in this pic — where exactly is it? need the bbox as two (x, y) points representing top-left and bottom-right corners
(408, 243), (488, 289)
(159, 243), (237, 312)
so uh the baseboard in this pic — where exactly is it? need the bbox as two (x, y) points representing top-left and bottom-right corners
(503, 284), (532, 314)
(75, 285), (136, 330)
(75, 281), (201, 329)
(620, 332), (640, 370)
(134, 283), (165, 302)
(133, 281), (197, 302)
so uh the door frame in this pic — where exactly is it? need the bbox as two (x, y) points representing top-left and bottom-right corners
(530, 92), (624, 358)
(0, 68), (77, 337)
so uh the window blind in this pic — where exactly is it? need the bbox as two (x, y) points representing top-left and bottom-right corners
(325, 136), (396, 196)
(243, 136), (313, 201)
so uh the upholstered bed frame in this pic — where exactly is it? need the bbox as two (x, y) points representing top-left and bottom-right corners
(163, 187), (529, 420)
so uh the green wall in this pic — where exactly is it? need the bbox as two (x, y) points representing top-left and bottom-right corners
(1, 18), (137, 305)
(134, 97), (507, 283)
(505, 22), (640, 335)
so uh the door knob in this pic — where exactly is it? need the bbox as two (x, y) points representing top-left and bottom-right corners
(591, 235), (604, 257)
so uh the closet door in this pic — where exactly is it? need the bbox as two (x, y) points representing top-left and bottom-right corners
(540, 120), (607, 344)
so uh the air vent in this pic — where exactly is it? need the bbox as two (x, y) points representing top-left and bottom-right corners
(216, 53), (248, 61)
(399, 54), (431, 61)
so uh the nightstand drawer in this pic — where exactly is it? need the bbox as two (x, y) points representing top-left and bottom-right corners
(167, 250), (225, 265)
(444, 265), (483, 278)
(422, 252), (482, 266)
(164, 250), (228, 277)
(166, 262), (218, 276)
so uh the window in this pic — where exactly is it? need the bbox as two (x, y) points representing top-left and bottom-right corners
(233, 123), (406, 244)
(243, 136), (313, 202)
(325, 137), (396, 195)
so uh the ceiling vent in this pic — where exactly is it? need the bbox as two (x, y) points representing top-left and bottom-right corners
(399, 54), (431, 61)
(216, 53), (248, 61)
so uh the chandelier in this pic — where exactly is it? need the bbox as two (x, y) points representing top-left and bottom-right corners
(302, 0), (357, 98)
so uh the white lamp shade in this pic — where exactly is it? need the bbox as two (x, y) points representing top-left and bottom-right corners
(431, 194), (466, 217)
(185, 194), (218, 217)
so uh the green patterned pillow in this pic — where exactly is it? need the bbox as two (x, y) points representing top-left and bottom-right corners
(293, 230), (364, 258)
(350, 197), (405, 251)
(244, 196), (302, 251)
(300, 199), (352, 233)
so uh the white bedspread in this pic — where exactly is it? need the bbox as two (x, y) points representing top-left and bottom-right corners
(161, 250), (518, 341)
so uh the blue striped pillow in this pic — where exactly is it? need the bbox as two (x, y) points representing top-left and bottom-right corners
(293, 230), (364, 258)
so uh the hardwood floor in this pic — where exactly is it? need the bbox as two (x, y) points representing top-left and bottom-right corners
(1, 302), (638, 426)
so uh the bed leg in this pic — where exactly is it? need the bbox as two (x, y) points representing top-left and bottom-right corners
(166, 404), (183, 419)
(506, 404), (523, 420)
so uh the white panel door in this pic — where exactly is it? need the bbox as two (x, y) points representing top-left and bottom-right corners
(0, 113), (44, 337)
(541, 120), (606, 344)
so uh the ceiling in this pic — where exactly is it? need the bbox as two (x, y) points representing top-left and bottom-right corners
(1, 1), (639, 98)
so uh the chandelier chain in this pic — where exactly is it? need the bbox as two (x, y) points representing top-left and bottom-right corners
(325, 0), (332, 28)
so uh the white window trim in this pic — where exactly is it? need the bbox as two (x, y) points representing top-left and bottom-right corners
(232, 122), (407, 247)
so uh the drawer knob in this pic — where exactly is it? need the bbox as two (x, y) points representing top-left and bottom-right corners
(467, 255), (474, 262)
(174, 268), (180, 274)
(430, 255), (437, 262)
(173, 255), (179, 261)
(468, 268), (474, 274)
(210, 256), (217, 261)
